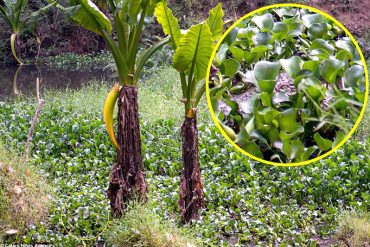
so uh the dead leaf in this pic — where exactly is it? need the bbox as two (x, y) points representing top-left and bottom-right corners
(5, 229), (18, 235)
(25, 168), (30, 177)
(13, 186), (22, 195)
(7, 165), (14, 174)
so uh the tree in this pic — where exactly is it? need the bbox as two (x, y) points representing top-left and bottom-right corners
(0, 0), (57, 64)
(155, 1), (224, 223)
(62, 0), (169, 216)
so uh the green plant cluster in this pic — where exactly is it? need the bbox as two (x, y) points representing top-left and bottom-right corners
(210, 7), (366, 163)
(0, 88), (369, 245)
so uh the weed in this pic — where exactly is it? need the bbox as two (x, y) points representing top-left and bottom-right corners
(337, 210), (370, 246)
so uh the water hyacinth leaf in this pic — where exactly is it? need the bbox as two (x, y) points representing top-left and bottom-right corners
(309, 48), (330, 60)
(320, 59), (346, 84)
(332, 131), (345, 148)
(298, 77), (326, 100)
(235, 126), (249, 147)
(254, 61), (281, 93)
(279, 108), (299, 132)
(173, 23), (213, 81)
(343, 65), (364, 87)
(238, 26), (258, 39)
(268, 128), (280, 144)
(260, 92), (272, 107)
(279, 56), (302, 78)
(243, 141), (263, 159)
(287, 22), (302, 37)
(215, 43), (228, 66)
(273, 22), (288, 34)
(273, 92), (290, 104)
(335, 39), (359, 60)
(252, 32), (272, 46)
(256, 107), (280, 124)
(229, 46), (244, 62)
(206, 3), (224, 40)
(314, 132), (333, 151)
(279, 126), (304, 141)
(224, 27), (238, 45)
(308, 23), (327, 40)
(310, 39), (335, 55)
(252, 12), (274, 30)
(301, 146), (317, 161)
(250, 129), (269, 146)
(302, 13), (323, 28)
(283, 140), (304, 161)
(302, 60), (320, 74)
(220, 122), (236, 141)
(220, 59), (240, 78)
(251, 45), (271, 53)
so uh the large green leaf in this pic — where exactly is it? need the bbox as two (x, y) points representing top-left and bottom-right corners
(302, 13), (323, 28)
(252, 12), (274, 30)
(155, 1), (181, 47)
(173, 23), (213, 82)
(320, 59), (345, 84)
(314, 132), (333, 151)
(206, 3), (224, 40)
(220, 59), (240, 78)
(69, 0), (112, 35)
(283, 140), (304, 162)
(343, 65), (364, 87)
(309, 39), (335, 55)
(279, 108), (299, 133)
(279, 56), (302, 78)
(254, 61), (281, 93)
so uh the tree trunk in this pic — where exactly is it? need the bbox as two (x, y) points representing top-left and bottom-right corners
(107, 85), (146, 217)
(179, 109), (205, 223)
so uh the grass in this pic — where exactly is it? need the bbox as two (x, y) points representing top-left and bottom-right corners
(337, 210), (370, 246)
(106, 200), (200, 247)
(0, 143), (50, 243)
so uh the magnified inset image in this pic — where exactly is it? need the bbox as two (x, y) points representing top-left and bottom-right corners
(207, 5), (368, 165)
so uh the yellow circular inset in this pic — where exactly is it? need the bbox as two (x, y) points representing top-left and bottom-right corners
(206, 3), (369, 166)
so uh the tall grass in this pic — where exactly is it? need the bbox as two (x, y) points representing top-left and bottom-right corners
(337, 210), (370, 246)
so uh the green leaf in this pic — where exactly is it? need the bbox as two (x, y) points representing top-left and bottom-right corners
(220, 122), (236, 141)
(155, 1), (182, 48)
(320, 59), (345, 83)
(343, 65), (364, 88)
(215, 43), (228, 65)
(332, 131), (345, 148)
(69, 0), (112, 35)
(301, 146), (317, 161)
(254, 61), (281, 93)
(252, 12), (274, 30)
(314, 132), (333, 151)
(252, 32), (271, 46)
(302, 13), (323, 28)
(279, 108), (299, 133)
(309, 39), (335, 55)
(279, 56), (302, 78)
(220, 59), (240, 78)
(243, 142), (263, 159)
(308, 23), (327, 40)
(173, 23), (213, 82)
(206, 3), (224, 40)
(229, 46), (244, 62)
(283, 140), (304, 162)
(298, 77), (326, 101)
(224, 27), (238, 45)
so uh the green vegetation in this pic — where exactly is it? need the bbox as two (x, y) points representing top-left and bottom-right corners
(210, 7), (366, 163)
(107, 201), (199, 247)
(0, 70), (369, 245)
(0, 143), (50, 243)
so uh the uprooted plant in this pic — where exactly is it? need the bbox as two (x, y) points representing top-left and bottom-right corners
(209, 7), (367, 163)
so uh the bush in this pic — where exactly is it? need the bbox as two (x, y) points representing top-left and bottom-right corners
(106, 201), (200, 247)
(0, 144), (50, 243)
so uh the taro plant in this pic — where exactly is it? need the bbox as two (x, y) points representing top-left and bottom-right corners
(155, 1), (224, 222)
(60, 0), (169, 216)
(0, 0), (57, 64)
(209, 7), (367, 163)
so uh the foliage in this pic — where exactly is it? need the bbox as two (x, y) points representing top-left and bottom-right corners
(156, 1), (224, 113)
(336, 209), (370, 246)
(210, 7), (366, 163)
(0, 143), (50, 243)
(106, 200), (200, 247)
(0, 85), (369, 245)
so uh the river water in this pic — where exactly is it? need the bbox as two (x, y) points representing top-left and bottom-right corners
(0, 64), (118, 100)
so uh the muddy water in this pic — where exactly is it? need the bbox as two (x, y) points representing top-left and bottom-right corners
(0, 64), (118, 100)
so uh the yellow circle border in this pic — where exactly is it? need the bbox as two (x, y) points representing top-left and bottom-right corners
(205, 3), (369, 167)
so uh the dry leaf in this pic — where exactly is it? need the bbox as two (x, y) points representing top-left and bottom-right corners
(25, 168), (30, 177)
(13, 186), (22, 195)
(5, 229), (18, 235)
